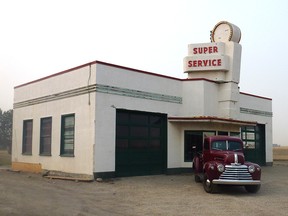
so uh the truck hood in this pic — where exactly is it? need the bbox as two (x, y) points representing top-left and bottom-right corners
(214, 151), (245, 164)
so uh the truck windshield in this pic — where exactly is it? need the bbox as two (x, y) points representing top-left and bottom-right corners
(228, 141), (242, 151)
(211, 140), (242, 151)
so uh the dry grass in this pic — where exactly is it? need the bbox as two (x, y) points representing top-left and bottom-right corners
(273, 146), (288, 161)
(0, 150), (11, 166)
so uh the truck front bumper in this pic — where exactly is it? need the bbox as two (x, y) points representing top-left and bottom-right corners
(212, 179), (261, 185)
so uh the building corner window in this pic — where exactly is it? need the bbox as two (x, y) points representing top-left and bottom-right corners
(22, 120), (33, 155)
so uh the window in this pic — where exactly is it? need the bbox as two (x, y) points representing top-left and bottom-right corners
(203, 131), (216, 138)
(184, 131), (202, 162)
(60, 114), (75, 156)
(40, 117), (52, 155)
(218, 131), (229, 136)
(22, 120), (33, 155)
(184, 131), (216, 162)
(230, 132), (240, 137)
(241, 126), (256, 149)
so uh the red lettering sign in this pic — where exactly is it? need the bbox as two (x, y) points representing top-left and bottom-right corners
(187, 59), (222, 68)
(193, 46), (218, 55)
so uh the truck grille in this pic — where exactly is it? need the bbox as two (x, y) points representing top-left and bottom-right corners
(219, 165), (252, 180)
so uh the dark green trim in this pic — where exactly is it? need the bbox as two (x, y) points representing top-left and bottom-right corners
(240, 107), (273, 117)
(166, 168), (193, 175)
(94, 169), (195, 179)
(96, 84), (182, 104)
(94, 172), (115, 179)
(14, 84), (182, 109)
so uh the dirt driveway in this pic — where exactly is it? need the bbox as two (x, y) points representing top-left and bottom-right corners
(1, 162), (288, 216)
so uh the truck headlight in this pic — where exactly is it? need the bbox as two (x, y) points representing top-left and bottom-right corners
(248, 165), (255, 173)
(217, 164), (224, 172)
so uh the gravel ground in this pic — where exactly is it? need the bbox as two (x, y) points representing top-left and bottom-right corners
(1, 162), (288, 216)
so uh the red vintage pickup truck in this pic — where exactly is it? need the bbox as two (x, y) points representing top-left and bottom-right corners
(193, 136), (261, 193)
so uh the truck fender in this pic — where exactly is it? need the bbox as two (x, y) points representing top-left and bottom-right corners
(203, 162), (215, 179)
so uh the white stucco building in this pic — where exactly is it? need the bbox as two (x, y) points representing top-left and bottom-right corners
(12, 23), (273, 179)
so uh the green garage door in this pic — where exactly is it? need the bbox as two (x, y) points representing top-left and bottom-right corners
(116, 110), (167, 177)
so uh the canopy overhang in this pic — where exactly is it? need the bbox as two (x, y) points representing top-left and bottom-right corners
(168, 116), (257, 126)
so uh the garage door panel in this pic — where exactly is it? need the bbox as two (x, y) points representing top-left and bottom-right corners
(116, 110), (167, 177)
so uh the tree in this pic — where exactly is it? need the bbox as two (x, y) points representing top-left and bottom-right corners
(0, 109), (13, 153)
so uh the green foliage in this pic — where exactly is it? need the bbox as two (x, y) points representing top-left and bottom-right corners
(0, 109), (13, 153)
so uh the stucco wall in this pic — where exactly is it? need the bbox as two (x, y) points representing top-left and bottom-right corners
(14, 64), (96, 103)
(181, 80), (219, 117)
(12, 64), (97, 175)
(94, 64), (183, 173)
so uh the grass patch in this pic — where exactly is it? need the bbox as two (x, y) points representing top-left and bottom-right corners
(273, 147), (288, 161)
(0, 150), (11, 166)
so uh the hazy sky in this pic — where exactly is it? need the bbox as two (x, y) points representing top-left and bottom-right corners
(1, 0), (287, 146)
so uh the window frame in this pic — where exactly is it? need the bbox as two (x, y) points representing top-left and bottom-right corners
(241, 126), (256, 149)
(39, 117), (52, 156)
(22, 119), (33, 155)
(60, 114), (75, 157)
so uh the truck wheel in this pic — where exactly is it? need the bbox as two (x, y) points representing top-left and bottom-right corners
(245, 185), (261, 193)
(203, 173), (215, 193)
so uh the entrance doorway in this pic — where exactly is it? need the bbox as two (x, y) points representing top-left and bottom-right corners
(184, 131), (202, 162)
(184, 131), (216, 162)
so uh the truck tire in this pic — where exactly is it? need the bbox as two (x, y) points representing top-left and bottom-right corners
(245, 185), (261, 193)
(203, 173), (216, 193)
